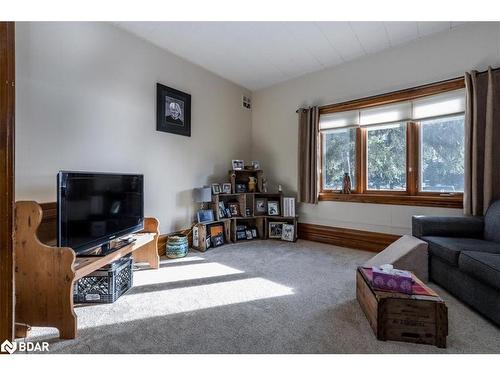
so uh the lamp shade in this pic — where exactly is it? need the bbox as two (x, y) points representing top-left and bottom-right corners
(193, 187), (212, 203)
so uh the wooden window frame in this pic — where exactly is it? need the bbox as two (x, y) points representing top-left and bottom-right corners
(0, 21), (15, 343)
(319, 78), (465, 209)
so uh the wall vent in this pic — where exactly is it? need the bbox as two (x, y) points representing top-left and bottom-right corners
(242, 95), (252, 110)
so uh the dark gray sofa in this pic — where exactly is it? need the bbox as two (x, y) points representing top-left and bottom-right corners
(412, 200), (500, 326)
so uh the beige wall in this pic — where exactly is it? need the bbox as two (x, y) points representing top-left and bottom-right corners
(15, 22), (252, 233)
(251, 23), (500, 235)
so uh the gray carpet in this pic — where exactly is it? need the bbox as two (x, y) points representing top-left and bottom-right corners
(25, 240), (500, 353)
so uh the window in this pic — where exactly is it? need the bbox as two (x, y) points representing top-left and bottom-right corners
(366, 123), (406, 191)
(323, 128), (357, 190)
(318, 78), (465, 208)
(419, 115), (465, 193)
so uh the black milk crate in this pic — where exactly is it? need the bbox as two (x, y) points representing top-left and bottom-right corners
(73, 255), (133, 304)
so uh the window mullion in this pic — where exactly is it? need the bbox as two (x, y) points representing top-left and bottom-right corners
(407, 122), (418, 196)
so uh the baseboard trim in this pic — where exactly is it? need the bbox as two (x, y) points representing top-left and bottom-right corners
(298, 223), (400, 252)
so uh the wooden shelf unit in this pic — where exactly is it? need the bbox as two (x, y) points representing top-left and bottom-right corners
(210, 187), (298, 243)
(14, 201), (160, 339)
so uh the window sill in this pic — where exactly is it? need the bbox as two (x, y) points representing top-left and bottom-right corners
(318, 192), (463, 209)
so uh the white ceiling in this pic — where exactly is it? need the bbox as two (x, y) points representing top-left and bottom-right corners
(115, 22), (469, 91)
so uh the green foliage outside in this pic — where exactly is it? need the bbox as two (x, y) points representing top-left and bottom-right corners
(323, 128), (356, 190)
(366, 124), (406, 190)
(323, 116), (464, 192)
(421, 116), (464, 192)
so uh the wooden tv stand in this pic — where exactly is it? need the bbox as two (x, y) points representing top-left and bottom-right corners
(14, 201), (160, 339)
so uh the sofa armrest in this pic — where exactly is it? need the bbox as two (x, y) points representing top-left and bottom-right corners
(412, 215), (484, 239)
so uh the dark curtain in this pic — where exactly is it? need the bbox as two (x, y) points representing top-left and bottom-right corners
(464, 67), (500, 215)
(298, 106), (319, 204)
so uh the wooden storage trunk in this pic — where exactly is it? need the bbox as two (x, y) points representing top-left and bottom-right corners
(356, 267), (448, 348)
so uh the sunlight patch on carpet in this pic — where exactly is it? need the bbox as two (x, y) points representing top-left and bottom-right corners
(76, 277), (294, 328)
(133, 262), (243, 286)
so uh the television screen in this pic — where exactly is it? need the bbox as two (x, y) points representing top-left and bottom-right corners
(57, 171), (144, 255)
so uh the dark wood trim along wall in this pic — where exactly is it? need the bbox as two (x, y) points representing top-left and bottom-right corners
(298, 223), (401, 252)
(0, 21), (15, 343)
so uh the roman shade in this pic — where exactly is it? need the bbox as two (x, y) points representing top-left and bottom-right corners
(319, 110), (359, 130)
(359, 102), (412, 126)
(320, 89), (465, 129)
(412, 89), (465, 120)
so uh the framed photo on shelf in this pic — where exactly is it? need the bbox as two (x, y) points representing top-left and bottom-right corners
(232, 160), (244, 170)
(218, 202), (226, 218)
(228, 202), (241, 217)
(245, 230), (253, 240)
(225, 208), (232, 218)
(156, 83), (191, 137)
(268, 222), (285, 239)
(255, 198), (267, 213)
(236, 231), (247, 240)
(222, 183), (232, 194)
(251, 161), (260, 170)
(281, 224), (295, 242)
(267, 201), (280, 216)
(235, 183), (247, 193)
(251, 228), (258, 238)
(197, 209), (214, 223)
(212, 183), (221, 195)
(211, 234), (224, 247)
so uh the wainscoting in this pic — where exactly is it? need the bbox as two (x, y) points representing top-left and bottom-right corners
(298, 223), (401, 252)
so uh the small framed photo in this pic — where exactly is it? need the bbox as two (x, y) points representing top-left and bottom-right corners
(228, 202), (241, 217)
(222, 183), (232, 194)
(255, 198), (267, 213)
(235, 183), (247, 193)
(251, 228), (258, 238)
(267, 201), (280, 216)
(212, 183), (221, 195)
(197, 209), (214, 223)
(245, 207), (252, 217)
(232, 160), (244, 170)
(218, 202), (226, 218)
(251, 161), (260, 170)
(268, 222), (284, 239)
(236, 231), (247, 241)
(245, 230), (253, 240)
(211, 234), (224, 247)
(205, 236), (211, 249)
(225, 208), (232, 218)
(281, 224), (295, 242)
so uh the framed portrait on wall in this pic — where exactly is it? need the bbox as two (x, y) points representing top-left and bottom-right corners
(156, 83), (191, 137)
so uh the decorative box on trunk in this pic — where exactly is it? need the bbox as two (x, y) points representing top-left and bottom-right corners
(73, 255), (133, 304)
(372, 265), (414, 294)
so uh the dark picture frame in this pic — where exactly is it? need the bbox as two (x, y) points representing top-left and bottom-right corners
(156, 83), (191, 137)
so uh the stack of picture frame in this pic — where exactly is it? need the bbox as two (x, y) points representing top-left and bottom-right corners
(192, 167), (298, 251)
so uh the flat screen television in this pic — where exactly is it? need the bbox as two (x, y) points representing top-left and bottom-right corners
(57, 171), (144, 256)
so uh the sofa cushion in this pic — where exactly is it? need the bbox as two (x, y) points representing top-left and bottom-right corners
(422, 236), (500, 266)
(459, 251), (500, 291)
(484, 200), (500, 243)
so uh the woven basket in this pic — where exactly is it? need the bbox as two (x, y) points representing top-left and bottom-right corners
(166, 235), (189, 259)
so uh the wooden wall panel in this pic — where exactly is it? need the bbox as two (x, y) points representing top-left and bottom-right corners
(0, 22), (15, 343)
(298, 223), (400, 252)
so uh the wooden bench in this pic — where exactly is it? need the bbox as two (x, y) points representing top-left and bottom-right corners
(14, 201), (160, 339)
